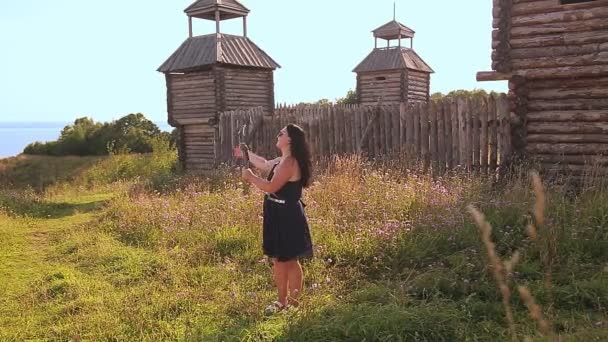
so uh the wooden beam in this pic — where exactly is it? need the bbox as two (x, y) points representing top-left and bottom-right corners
(188, 16), (193, 38)
(358, 99), (382, 153)
(476, 71), (512, 81)
(215, 10), (220, 34)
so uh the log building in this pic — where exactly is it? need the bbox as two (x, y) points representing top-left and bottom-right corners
(478, 0), (608, 176)
(158, 0), (280, 172)
(353, 19), (434, 105)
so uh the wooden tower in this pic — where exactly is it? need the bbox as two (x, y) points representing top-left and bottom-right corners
(477, 0), (608, 177)
(158, 0), (280, 172)
(353, 18), (433, 105)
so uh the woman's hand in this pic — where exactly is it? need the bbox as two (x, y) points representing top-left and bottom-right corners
(233, 143), (250, 161)
(242, 168), (254, 182)
(233, 145), (243, 159)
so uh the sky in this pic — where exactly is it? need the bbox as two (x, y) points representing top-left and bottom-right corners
(0, 0), (507, 124)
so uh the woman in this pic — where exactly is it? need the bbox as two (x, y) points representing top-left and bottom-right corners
(235, 124), (313, 313)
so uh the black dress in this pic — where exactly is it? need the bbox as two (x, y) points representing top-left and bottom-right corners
(262, 163), (313, 262)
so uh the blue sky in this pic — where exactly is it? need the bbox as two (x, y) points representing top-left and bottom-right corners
(0, 0), (506, 123)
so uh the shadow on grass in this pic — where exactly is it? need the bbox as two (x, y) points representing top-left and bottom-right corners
(202, 284), (480, 342)
(0, 194), (108, 219)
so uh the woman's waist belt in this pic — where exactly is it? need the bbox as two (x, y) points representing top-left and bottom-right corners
(266, 194), (286, 204)
(265, 194), (305, 207)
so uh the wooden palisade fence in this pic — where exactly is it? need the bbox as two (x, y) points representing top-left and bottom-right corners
(218, 94), (511, 174)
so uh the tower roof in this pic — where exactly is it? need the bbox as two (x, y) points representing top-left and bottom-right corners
(185, 0), (250, 20)
(373, 20), (415, 40)
(353, 47), (433, 73)
(158, 33), (280, 73)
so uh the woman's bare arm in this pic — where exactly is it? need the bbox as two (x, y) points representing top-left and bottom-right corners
(246, 157), (296, 194)
(247, 151), (280, 174)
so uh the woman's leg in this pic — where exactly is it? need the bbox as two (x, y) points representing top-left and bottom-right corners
(272, 258), (289, 306)
(286, 260), (303, 306)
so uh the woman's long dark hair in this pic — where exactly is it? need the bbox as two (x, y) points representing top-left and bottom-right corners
(286, 124), (313, 188)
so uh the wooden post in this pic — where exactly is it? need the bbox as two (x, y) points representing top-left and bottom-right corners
(465, 98), (473, 171)
(472, 97), (480, 172)
(309, 108), (315, 158)
(497, 98), (504, 167)
(405, 103), (413, 156)
(458, 98), (467, 169)
(351, 106), (357, 154)
(497, 94), (511, 166)
(384, 104), (392, 154)
(373, 105), (381, 157)
(399, 103), (406, 152)
(392, 104), (400, 154)
(215, 10), (220, 34)
(413, 103), (420, 158)
(343, 106), (350, 154)
(480, 96), (489, 174)
(343, 106), (351, 154)
(326, 105), (333, 156)
(354, 106), (361, 153)
(443, 99), (451, 171)
(437, 101), (445, 174)
(188, 16), (193, 38)
(377, 105), (384, 155)
(334, 106), (342, 154)
(243, 16), (247, 37)
(489, 95), (498, 172)
(318, 107), (325, 157)
(314, 107), (321, 157)
(498, 94), (511, 166)
(429, 101), (438, 173)
(420, 103), (429, 171)
(451, 99), (459, 168)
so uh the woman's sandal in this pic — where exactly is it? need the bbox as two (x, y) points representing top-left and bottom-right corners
(264, 301), (286, 315)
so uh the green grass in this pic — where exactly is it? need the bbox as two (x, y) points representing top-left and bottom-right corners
(0, 154), (607, 341)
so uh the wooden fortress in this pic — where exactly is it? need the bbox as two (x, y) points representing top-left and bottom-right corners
(158, 0), (279, 172)
(478, 0), (608, 176)
(353, 18), (434, 105)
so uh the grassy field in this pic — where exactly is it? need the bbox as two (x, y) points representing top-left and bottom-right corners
(0, 152), (607, 341)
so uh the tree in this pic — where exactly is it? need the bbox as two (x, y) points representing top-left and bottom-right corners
(56, 117), (102, 155)
(23, 113), (173, 156)
(336, 89), (358, 105)
(431, 89), (498, 101)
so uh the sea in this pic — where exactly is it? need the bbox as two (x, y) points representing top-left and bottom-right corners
(0, 121), (172, 159)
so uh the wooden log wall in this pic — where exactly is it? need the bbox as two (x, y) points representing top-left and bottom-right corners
(491, 0), (513, 72)
(167, 71), (216, 125)
(487, 0), (608, 178)
(220, 67), (274, 114)
(216, 94), (512, 175)
(406, 70), (431, 103)
(525, 76), (608, 176)
(358, 71), (403, 104)
(358, 70), (431, 105)
(167, 67), (276, 173)
(167, 70), (217, 173)
(497, 0), (608, 79)
(183, 124), (216, 172)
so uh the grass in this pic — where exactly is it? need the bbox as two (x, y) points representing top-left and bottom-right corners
(0, 153), (607, 341)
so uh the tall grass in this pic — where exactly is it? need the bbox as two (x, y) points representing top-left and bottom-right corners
(1, 153), (607, 340)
